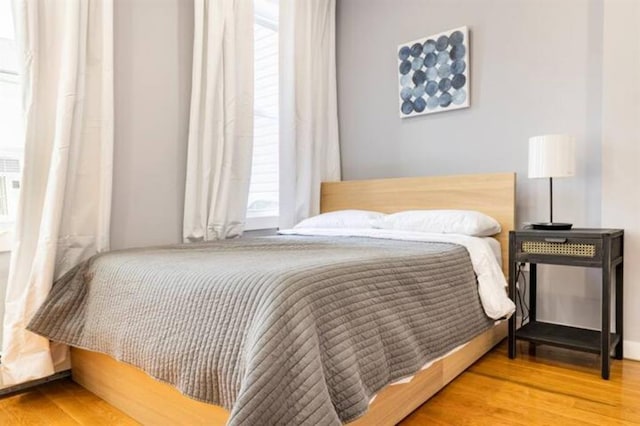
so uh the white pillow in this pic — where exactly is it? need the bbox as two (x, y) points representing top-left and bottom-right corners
(371, 209), (501, 237)
(293, 210), (386, 229)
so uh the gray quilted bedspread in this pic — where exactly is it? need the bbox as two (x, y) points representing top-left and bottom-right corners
(28, 236), (494, 425)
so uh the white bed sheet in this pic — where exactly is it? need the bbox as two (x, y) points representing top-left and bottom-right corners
(278, 228), (515, 320)
(483, 236), (502, 267)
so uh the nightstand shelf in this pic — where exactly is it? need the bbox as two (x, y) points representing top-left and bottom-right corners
(516, 321), (621, 356)
(508, 228), (624, 380)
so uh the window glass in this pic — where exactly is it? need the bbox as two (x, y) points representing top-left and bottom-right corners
(247, 0), (279, 228)
(0, 2), (23, 236)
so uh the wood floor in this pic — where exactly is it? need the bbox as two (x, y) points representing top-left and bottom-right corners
(400, 342), (640, 426)
(1, 340), (638, 425)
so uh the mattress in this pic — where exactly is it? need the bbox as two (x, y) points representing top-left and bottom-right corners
(28, 234), (512, 425)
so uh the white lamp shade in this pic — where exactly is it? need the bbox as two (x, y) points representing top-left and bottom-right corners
(528, 134), (575, 178)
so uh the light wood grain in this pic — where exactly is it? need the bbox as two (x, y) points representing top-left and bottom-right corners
(5, 340), (639, 426)
(320, 172), (516, 276)
(401, 342), (640, 426)
(0, 379), (137, 425)
(68, 324), (505, 426)
(71, 349), (229, 426)
(348, 322), (507, 426)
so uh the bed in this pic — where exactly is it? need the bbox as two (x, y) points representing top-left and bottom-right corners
(29, 172), (516, 425)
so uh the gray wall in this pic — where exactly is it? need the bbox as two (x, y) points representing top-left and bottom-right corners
(111, 0), (193, 250)
(602, 0), (640, 357)
(337, 0), (604, 329)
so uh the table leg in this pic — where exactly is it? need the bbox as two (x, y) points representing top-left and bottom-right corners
(602, 242), (612, 380)
(528, 263), (537, 356)
(508, 234), (517, 359)
(615, 260), (624, 360)
(508, 267), (516, 358)
(529, 264), (537, 323)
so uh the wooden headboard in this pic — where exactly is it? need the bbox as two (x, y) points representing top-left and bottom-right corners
(320, 173), (516, 276)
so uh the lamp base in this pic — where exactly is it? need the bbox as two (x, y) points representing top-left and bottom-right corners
(531, 222), (573, 230)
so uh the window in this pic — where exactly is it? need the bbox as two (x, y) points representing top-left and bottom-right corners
(246, 0), (279, 230)
(0, 3), (24, 248)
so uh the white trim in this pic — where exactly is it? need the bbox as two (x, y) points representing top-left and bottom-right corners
(245, 215), (279, 231)
(624, 340), (640, 361)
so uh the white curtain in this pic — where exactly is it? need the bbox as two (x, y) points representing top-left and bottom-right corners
(183, 0), (254, 242)
(279, 0), (341, 229)
(1, 0), (113, 386)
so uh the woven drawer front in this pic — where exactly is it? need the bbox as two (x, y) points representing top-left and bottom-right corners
(521, 241), (596, 257)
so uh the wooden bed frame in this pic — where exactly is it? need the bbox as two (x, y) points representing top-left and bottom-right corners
(70, 172), (516, 425)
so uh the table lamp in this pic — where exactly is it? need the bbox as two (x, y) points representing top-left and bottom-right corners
(528, 134), (575, 230)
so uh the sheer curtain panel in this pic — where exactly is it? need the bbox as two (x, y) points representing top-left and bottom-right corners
(183, 0), (254, 242)
(279, 0), (341, 229)
(1, 0), (114, 386)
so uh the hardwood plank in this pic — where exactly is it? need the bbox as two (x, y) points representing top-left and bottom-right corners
(453, 372), (632, 425)
(41, 380), (138, 426)
(401, 341), (640, 426)
(0, 384), (78, 426)
(3, 339), (639, 425)
(0, 379), (136, 426)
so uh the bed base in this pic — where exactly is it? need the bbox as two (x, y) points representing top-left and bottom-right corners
(71, 322), (506, 425)
(71, 173), (515, 424)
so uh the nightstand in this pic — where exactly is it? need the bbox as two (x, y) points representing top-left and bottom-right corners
(507, 228), (624, 379)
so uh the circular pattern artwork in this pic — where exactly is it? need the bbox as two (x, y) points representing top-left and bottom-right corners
(398, 26), (470, 117)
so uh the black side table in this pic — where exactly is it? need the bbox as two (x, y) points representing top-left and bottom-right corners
(508, 228), (624, 379)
